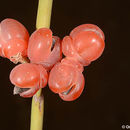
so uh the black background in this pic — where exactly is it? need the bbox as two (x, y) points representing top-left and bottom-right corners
(0, 0), (130, 130)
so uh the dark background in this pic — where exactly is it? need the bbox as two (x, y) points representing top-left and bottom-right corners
(0, 0), (129, 130)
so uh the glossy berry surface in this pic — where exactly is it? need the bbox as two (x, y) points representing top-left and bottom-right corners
(48, 57), (84, 101)
(0, 18), (29, 63)
(10, 63), (48, 97)
(70, 24), (105, 40)
(28, 28), (62, 70)
(62, 24), (105, 66)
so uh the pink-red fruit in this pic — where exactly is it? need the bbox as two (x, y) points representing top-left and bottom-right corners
(62, 24), (105, 66)
(28, 28), (62, 70)
(0, 18), (29, 63)
(48, 57), (84, 101)
(10, 63), (48, 97)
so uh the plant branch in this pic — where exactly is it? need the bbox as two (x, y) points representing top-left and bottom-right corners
(30, 0), (53, 130)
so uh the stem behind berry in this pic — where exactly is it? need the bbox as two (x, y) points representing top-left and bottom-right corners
(30, 0), (53, 130)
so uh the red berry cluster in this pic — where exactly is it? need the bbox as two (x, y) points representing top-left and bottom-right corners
(0, 18), (105, 101)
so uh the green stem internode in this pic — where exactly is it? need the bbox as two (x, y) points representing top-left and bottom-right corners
(36, 0), (53, 29)
(30, 89), (44, 130)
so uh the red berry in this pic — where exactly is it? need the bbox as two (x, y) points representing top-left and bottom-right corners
(0, 18), (29, 63)
(10, 63), (48, 97)
(48, 57), (84, 101)
(62, 36), (91, 66)
(59, 71), (84, 101)
(3, 38), (27, 59)
(62, 24), (105, 65)
(70, 24), (105, 40)
(27, 28), (62, 70)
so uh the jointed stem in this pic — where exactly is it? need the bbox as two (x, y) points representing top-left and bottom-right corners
(30, 0), (53, 130)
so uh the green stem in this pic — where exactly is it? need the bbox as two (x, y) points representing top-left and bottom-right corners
(30, 89), (44, 130)
(30, 0), (53, 130)
(36, 0), (53, 29)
